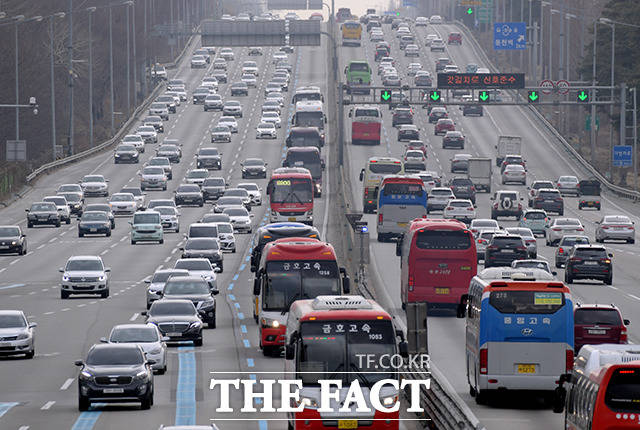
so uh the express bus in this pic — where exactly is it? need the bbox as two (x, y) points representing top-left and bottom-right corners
(397, 219), (477, 308)
(376, 175), (427, 242)
(250, 222), (320, 272)
(292, 101), (326, 134)
(285, 295), (407, 430)
(344, 60), (372, 95)
(283, 147), (324, 197)
(561, 344), (640, 429)
(291, 86), (324, 105)
(349, 105), (382, 145)
(341, 20), (362, 46)
(457, 274), (574, 405)
(267, 167), (314, 225)
(253, 240), (350, 356)
(359, 157), (403, 213)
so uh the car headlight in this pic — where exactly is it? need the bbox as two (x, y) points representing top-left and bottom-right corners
(261, 317), (280, 328)
(80, 370), (93, 380)
(189, 321), (202, 329)
(98, 275), (107, 282)
(115, 154), (120, 157)
(198, 299), (215, 309)
(134, 370), (149, 380)
(148, 347), (162, 355)
(11, 241), (17, 245)
(62, 274), (70, 282)
(16, 332), (30, 340)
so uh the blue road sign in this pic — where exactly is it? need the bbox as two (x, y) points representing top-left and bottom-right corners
(613, 145), (633, 167)
(493, 22), (526, 50)
(402, 0), (416, 7)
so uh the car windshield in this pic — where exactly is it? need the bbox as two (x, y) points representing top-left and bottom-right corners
(216, 223), (233, 234)
(143, 167), (164, 175)
(212, 127), (229, 133)
(561, 237), (590, 246)
(0, 227), (20, 237)
(186, 239), (219, 250)
(83, 176), (105, 183)
(87, 347), (144, 365)
(150, 301), (197, 316)
(151, 271), (187, 283)
(111, 194), (134, 202)
(175, 260), (211, 271)
(416, 230), (471, 249)
(60, 193), (82, 203)
(203, 178), (225, 187)
(507, 228), (533, 238)
(188, 171), (208, 179)
(490, 291), (565, 314)
(148, 200), (174, 208)
(199, 149), (219, 156)
(239, 184), (258, 191)
(118, 145), (136, 151)
(603, 216), (632, 224)
(178, 185), (200, 193)
(244, 159), (264, 166)
(449, 201), (471, 208)
(575, 309), (622, 325)
(44, 197), (66, 205)
(559, 176), (578, 183)
(225, 208), (248, 217)
(110, 327), (159, 343)
(368, 163), (402, 174)
(0, 314), (26, 328)
(123, 136), (142, 142)
(165, 280), (210, 294)
(82, 213), (108, 222)
(524, 212), (547, 220)
(157, 146), (177, 152)
(133, 213), (160, 224)
(225, 190), (248, 197)
(556, 219), (581, 226)
(121, 188), (142, 196)
(155, 207), (177, 216)
(30, 203), (55, 211)
(431, 189), (453, 196)
(139, 126), (155, 132)
(66, 259), (103, 271)
(86, 204), (110, 212)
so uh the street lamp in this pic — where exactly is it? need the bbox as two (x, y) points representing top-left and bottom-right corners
(87, 7), (96, 149)
(598, 18), (615, 174)
(48, 12), (66, 161)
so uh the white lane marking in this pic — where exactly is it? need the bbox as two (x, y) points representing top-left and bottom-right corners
(0, 268), (5, 273)
(37, 244), (45, 250)
(77, 304), (86, 307)
(61, 308), (70, 312)
(40, 401), (55, 410)
(130, 313), (139, 321)
(60, 378), (74, 390)
(110, 243), (118, 248)
(48, 238), (57, 243)
(9, 259), (20, 265)
(164, 256), (171, 262)
(629, 294), (640, 301)
(18, 426), (29, 430)
(43, 311), (54, 315)
(100, 250), (109, 256)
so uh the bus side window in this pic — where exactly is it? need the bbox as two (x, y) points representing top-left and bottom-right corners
(266, 182), (274, 195)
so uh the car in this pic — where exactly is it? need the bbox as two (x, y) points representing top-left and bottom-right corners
(108, 193), (138, 216)
(415, 16), (428, 26)
(241, 74), (257, 88)
(256, 122), (277, 139)
(546, 217), (585, 246)
(574, 304), (629, 353)
(469, 219), (500, 237)
(192, 87), (211, 105)
(427, 187), (455, 213)
(248, 46), (263, 55)
(60, 255), (110, 298)
(435, 57), (451, 73)
(414, 72), (433, 87)
(0, 310), (36, 358)
(450, 153), (472, 173)
(430, 15), (443, 24)
(448, 32), (462, 45)
(500, 154), (526, 173)
(130, 210), (163, 245)
(490, 190), (524, 220)
(501, 164), (527, 185)
(137, 125), (158, 144)
(442, 131), (465, 149)
(194, 48), (210, 62)
(555, 235), (590, 268)
(218, 47), (234, 61)
(443, 64), (459, 74)
(114, 144), (140, 164)
(565, 244), (614, 285)
(144, 115), (164, 133)
(166, 88), (187, 102)
(191, 54), (207, 68)
(155, 206), (180, 233)
(175, 184), (204, 207)
(211, 70), (227, 83)
(213, 58), (227, 71)
(0, 225), (26, 255)
(162, 275), (218, 328)
(405, 140), (427, 157)
(510, 259), (555, 275)
(58, 192), (84, 216)
(156, 95), (177, 113)
(484, 234), (528, 267)
(241, 158), (267, 179)
(527, 180), (556, 206)
(103, 324), (167, 374)
(156, 144), (182, 163)
(595, 215), (635, 243)
(75, 343), (154, 410)
(185, 169), (210, 186)
(201, 214), (230, 224)
(434, 118), (455, 135)
(382, 73), (401, 87)
(465, 63), (479, 73)
(428, 106), (448, 123)
(230, 82), (249, 97)
(531, 188), (564, 214)
(212, 221), (236, 253)
(262, 100), (282, 115)
(505, 227), (537, 258)
(223, 188), (252, 210)
(398, 124), (420, 141)
(210, 125), (232, 143)
(85, 203), (116, 229)
(265, 83), (283, 96)
(556, 175), (580, 196)
(578, 179), (602, 210)
(213, 197), (245, 214)
(145, 157), (173, 180)
(139, 166), (168, 191)
(180, 238), (224, 271)
(218, 116), (238, 133)
(203, 94), (223, 111)
(26, 202), (61, 228)
(475, 229), (501, 261)
(201, 177), (227, 201)
(370, 31), (384, 42)
(392, 108), (413, 127)
(151, 64), (167, 80)
(403, 150), (426, 172)
(265, 93), (284, 106)
(430, 39), (445, 52)
(519, 209), (550, 236)
(272, 51), (287, 63)
(144, 269), (189, 309)
(196, 148), (222, 170)
(143, 299), (203, 346)
(43, 195), (72, 224)
(201, 77), (219, 91)
(449, 177), (476, 203)
(80, 175), (109, 197)
(443, 199), (476, 223)
(461, 101), (483, 116)
(425, 34), (439, 46)
(237, 183), (262, 206)
(405, 44), (420, 57)
(261, 111), (282, 128)
(223, 207), (253, 233)
(148, 102), (169, 120)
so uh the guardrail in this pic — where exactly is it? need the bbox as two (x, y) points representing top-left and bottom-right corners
(25, 29), (200, 185)
(454, 20), (640, 202)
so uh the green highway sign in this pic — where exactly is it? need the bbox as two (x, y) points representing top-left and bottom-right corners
(381, 90), (391, 102)
(577, 90), (589, 102)
(429, 90), (441, 102)
(478, 91), (489, 102)
(528, 91), (540, 103)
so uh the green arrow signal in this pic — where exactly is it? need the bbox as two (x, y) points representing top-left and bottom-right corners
(467, 8), (473, 15)
(430, 91), (440, 101)
(479, 91), (489, 101)
(381, 91), (391, 101)
(529, 91), (539, 102)
(578, 91), (588, 101)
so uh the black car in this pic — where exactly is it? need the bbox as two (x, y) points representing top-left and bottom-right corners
(462, 104), (483, 116)
(442, 131), (465, 149)
(58, 192), (84, 216)
(181, 238), (224, 271)
(174, 184), (204, 207)
(75, 344), (154, 411)
(84, 204), (116, 229)
(397, 125), (419, 141)
(143, 299), (203, 345)
(0, 225), (26, 255)
(196, 148), (222, 170)
(114, 144), (140, 164)
(565, 245), (613, 285)
(231, 82), (249, 96)
(250, 222), (320, 271)
(212, 71), (227, 83)
(392, 108), (413, 127)
(161, 276), (218, 328)
(449, 177), (476, 204)
(156, 145), (181, 163)
(201, 177), (227, 201)
(241, 158), (267, 179)
(532, 188), (564, 215)
(78, 211), (112, 237)
(26, 202), (61, 228)
(192, 87), (210, 104)
(428, 108), (448, 123)
(484, 234), (528, 267)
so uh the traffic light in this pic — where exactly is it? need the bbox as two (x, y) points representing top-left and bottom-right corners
(380, 90), (392, 103)
(528, 91), (540, 103)
(478, 90), (490, 103)
(577, 90), (589, 103)
(428, 90), (441, 103)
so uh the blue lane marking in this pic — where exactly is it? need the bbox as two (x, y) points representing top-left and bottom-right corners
(0, 402), (18, 418)
(227, 283), (234, 291)
(243, 339), (251, 348)
(70, 404), (105, 430)
(247, 358), (255, 367)
(228, 294), (236, 301)
(241, 325), (247, 334)
(245, 255), (251, 262)
(239, 263), (246, 271)
(259, 420), (268, 430)
(238, 312), (244, 320)
(234, 302), (240, 309)
(232, 274), (239, 281)
(0, 284), (25, 290)
(175, 346), (196, 426)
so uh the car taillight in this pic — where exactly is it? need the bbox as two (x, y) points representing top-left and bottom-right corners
(517, 246), (527, 251)
(480, 348), (488, 374)
(487, 245), (498, 250)
(570, 257), (582, 262)
(364, 188), (369, 196)
(576, 228), (584, 231)
(621, 325), (628, 343)
(555, 198), (563, 201)
(408, 275), (415, 291)
(493, 202), (499, 209)
(467, 207), (474, 211)
(601, 259), (611, 264)
(477, 239), (486, 244)
(552, 228), (561, 231)
(518, 204), (522, 210)
(558, 248), (564, 254)
(566, 349), (574, 372)
(602, 226), (610, 229)
(378, 213), (383, 224)
(557, 183), (561, 187)
(470, 186), (476, 191)
(526, 239), (536, 244)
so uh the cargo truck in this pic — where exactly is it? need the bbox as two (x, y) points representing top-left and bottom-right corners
(467, 158), (492, 193)
(495, 135), (522, 166)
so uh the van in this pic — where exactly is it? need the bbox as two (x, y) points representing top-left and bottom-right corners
(130, 211), (163, 245)
(186, 223), (219, 240)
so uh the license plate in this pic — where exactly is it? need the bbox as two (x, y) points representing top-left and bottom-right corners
(103, 388), (124, 394)
(397, 222), (407, 227)
(167, 332), (182, 337)
(0, 342), (11, 347)
(588, 329), (606, 335)
(288, 217), (296, 221)
(517, 364), (536, 374)
(584, 261), (598, 265)
(502, 249), (514, 253)
(0, 246), (9, 249)
(338, 420), (358, 429)
(435, 288), (450, 295)
(90, 228), (97, 232)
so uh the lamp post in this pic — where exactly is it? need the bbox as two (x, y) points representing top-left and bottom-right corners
(598, 18), (615, 175)
(109, 6), (115, 135)
(130, 1), (137, 105)
(49, 12), (66, 160)
(67, 0), (74, 155)
(87, 7), (96, 148)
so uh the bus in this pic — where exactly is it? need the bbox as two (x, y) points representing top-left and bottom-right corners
(283, 147), (324, 197)
(457, 274), (574, 405)
(292, 101), (326, 134)
(344, 60), (372, 95)
(561, 344), (640, 428)
(253, 239), (350, 356)
(359, 157), (403, 213)
(286, 127), (324, 150)
(397, 219), (477, 308)
(267, 167), (314, 225)
(336, 8), (352, 22)
(291, 86), (324, 105)
(341, 20), (362, 46)
(285, 295), (407, 430)
(376, 175), (427, 242)
(250, 222), (320, 272)
(349, 105), (382, 145)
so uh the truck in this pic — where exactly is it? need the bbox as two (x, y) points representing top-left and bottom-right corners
(495, 135), (522, 166)
(467, 157), (493, 193)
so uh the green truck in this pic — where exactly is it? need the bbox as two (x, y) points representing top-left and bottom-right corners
(344, 60), (371, 95)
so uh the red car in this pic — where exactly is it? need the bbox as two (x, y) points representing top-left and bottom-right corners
(448, 32), (462, 45)
(405, 140), (427, 156)
(434, 118), (455, 136)
(574, 304), (629, 353)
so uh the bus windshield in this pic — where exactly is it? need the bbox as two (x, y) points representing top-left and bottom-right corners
(293, 92), (322, 104)
(354, 108), (380, 118)
(382, 183), (424, 196)
(368, 163), (402, 174)
(295, 112), (323, 129)
(270, 178), (313, 204)
(298, 320), (396, 386)
(416, 230), (471, 250)
(349, 63), (369, 72)
(605, 368), (640, 412)
(489, 291), (565, 314)
(262, 261), (340, 311)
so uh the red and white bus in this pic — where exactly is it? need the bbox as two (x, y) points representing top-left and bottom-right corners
(285, 295), (407, 430)
(397, 218), (477, 308)
(253, 239), (350, 356)
(267, 167), (315, 225)
(350, 105), (382, 145)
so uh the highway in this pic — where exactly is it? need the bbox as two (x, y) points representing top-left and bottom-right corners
(338, 19), (640, 430)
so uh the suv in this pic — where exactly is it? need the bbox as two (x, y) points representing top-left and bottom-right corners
(555, 235), (590, 268)
(484, 234), (528, 267)
(60, 255), (111, 299)
(162, 276), (219, 328)
(196, 148), (222, 170)
(565, 245), (613, 285)
(490, 191), (523, 220)
(574, 304), (629, 353)
(449, 177), (476, 204)
(392, 108), (413, 127)
(448, 32), (462, 45)
(202, 177), (227, 201)
(0, 225), (27, 255)
(428, 107), (448, 123)
(144, 269), (190, 309)
(531, 188), (564, 215)
(527, 180), (556, 206)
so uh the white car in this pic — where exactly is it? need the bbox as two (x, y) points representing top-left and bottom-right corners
(242, 61), (259, 75)
(104, 324), (167, 374)
(122, 134), (145, 153)
(256, 122), (277, 139)
(218, 116), (238, 133)
(265, 92), (284, 106)
(223, 207), (253, 233)
(222, 100), (243, 117)
(190, 55), (207, 68)
(428, 187), (455, 212)
(213, 58), (227, 70)
(405, 45), (420, 57)
(109, 193), (138, 216)
(80, 175), (109, 197)
(502, 164), (527, 185)
(174, 258), (218, 282)
(211, 125), (232, 143)
(556, 175), (580, 196)
(546, 218), (585, 246)
(469, 219), (501, 237)
(201, 77), (219, 91)
(0, 310), (36, 359)
(425, 34), (439, 46)
(407, 63), (423, 76)
(443, 64), (459, 73)
(185, 169), (209, 186)
(415, 16), (428, 26)
(139, 167), (168, 191)
(237, 183), (262, 206)
(136, 125), (158, 144)
(431, 39), (445, 52)
(260, 111), (281, 128)
(264, 83), (282, 96)
(430, 15), (443, 24)
(120, 186), (146, 208)
(248, 47), (263, 56)
(148, 102), (169, 120)
(240, 73), (256, 88)
(272, 52), (287, 63)
(506, 227), (538, 258)
(219, 48), (234, 61)
(155, 206), (180, 232)
(443, 199), (476, 223)
(42, 195), (72, 223)
(215, 222), (236, 252)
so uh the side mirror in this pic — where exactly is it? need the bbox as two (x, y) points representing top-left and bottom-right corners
(25, 209), (29, 212)
(179, 247), (184, 251)
(359, 169), (365, 181)
(285, 344), (295, 360)
(141, 311), (148, 316)
(340, 267), (350, 294)
(100, 337), (108, 343)
(59, 268), (64, 273)
(214, 267), (222, 273)
(147, 359), (157, 365)
(398, 341), (409, 358)
(608, 253), (613, 258)
(456, 294), (469, 319)
(552, 271), (557, 276)
(624, 319), (630, 325)
(74, 360), (84, 366)
(396, 236), (403, 257)
(211, 288), (219, 295)
(28, 322), (37, 328)
(144, 279), (151, 283)
(104, 268), (111, 273)
(490, 197), (495, 201)
(162, 336), (170, 342)
(253, 277), (261, 296)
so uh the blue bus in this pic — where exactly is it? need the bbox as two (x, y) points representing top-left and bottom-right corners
(457, 270), (574, 405)
(376, 175), (427, 242)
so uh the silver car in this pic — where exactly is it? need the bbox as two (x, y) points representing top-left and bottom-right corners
(223, 206), (253, 233)
(476, 229), (501, 261)
(80, 174), (109, 197)
(427, 187), (455, 213)
(60, 255), (111, 299)
(506, 227), (537, 258)
(156, 206), (181, 233)
(108, 193), (138, 216)
(144, 268), (189, 308)
(556, 175), (579, 196)
(211, 125), (232, 143)
(555, 235), (590, 268)
(511, 259), (555, 275)
(595, 215), (636, 244)
(546, 218), (585, 246)
(222, 100), (243, 117)
(140, 166), (168, 191)
(149, 102), (169, 120)
(237, 183), (262, 206)
(42, 195), (72, 223)
(214, 222), (236, 253)
(0, 310), (36, 359)
(103, 324), (167, 374)
(137, 125), (158, 144)
(218, 116), (238, 133)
